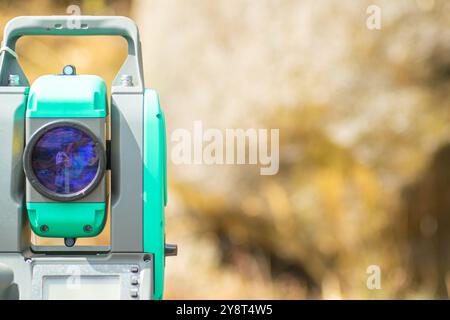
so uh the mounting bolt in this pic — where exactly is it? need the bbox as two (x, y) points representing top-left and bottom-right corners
(62, 65), (76, 76)
(8, 74), (20, 86)
(40, 225), (49, 233)
(121, 74), (133, 87)
(165, 244), (178, 257)
(64, 237), (76, 247)
(83, 225), (93, 233)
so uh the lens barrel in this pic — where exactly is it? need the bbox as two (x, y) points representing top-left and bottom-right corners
(23, 121), (105, 202)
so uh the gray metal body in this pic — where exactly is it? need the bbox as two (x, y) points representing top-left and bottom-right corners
(0, 16), (151, 299)
(0, 253), (153, 300)
(0, 86), (29, 253)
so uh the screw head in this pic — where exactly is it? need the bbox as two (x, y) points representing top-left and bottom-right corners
(8, 74), (20, 86)
(120, 74), (133, 87)
(64, 238), (76, 247)
(62, 65), (76, 75)
(83, 225), (93, 233)
(40, 225), (49, 233)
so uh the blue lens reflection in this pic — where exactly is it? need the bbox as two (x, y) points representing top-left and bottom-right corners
(31, 126), (99, 194)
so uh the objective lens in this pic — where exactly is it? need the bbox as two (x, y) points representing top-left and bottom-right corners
(30, 126), (100, 195)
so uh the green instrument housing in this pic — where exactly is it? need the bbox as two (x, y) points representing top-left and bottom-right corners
(0, 15), (172, 301)
(143, 89), (167, 300)
(27, 75), (108, 118)
(27, 202), (106, 238)
(25, 74), (108, 239)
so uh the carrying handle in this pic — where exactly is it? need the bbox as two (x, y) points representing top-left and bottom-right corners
(3, 16), (140, 48)
(0, 16), (144, 90)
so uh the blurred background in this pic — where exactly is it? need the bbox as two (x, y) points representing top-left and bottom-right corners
(1, 0), (450, 299)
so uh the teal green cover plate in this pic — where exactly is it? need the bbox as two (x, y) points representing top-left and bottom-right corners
(143, 89), (167, 300)
(26, 75), (107, 118)
(27, 202), (106, 238)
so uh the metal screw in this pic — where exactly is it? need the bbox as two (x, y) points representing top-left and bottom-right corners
(165, 244), (178, 257)
(121, 74), (133, 87)
(64, 237), (76, 247)
(40, 225), (49, 233)
(83, 225), (93, 233)
(8, 74), (20, 86)
(62, 65), (76, 76)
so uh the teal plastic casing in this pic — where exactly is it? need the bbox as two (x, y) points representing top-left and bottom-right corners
(27, 75), (108, 118)
(26, 74), (107, 238)
(25, 76), (167, 299)
(143, 89), (167, 300)
(27, 203), (106, 238)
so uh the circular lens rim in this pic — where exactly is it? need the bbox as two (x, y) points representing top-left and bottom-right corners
(23, 120), (106, 202)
